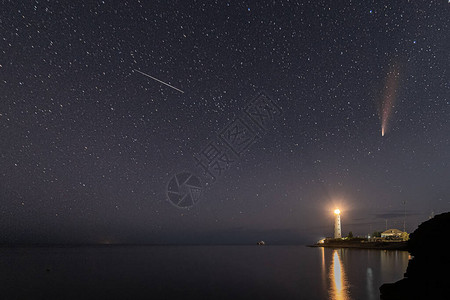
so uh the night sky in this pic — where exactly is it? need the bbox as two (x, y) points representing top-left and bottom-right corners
(1, 1), (449, 244)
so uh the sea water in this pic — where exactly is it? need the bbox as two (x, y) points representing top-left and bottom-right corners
(0, 245), (408, 299)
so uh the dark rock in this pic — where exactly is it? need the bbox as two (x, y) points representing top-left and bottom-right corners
(380, 212), (450, 300)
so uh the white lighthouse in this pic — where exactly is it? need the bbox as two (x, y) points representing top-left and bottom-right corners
(334, 209), (342, 239)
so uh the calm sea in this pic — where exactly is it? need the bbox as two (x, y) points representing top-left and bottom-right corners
(0, 245), (408, 299)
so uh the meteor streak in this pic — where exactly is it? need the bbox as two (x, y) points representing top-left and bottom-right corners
(133, 69), (185, 94)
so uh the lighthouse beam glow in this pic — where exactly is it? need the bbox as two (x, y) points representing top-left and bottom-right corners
(380, 64), (400, 136)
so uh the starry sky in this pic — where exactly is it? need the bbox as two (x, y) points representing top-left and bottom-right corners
(1, 0), (449, 244)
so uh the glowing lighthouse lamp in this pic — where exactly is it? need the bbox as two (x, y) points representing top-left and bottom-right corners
(334, 209), (342, 239)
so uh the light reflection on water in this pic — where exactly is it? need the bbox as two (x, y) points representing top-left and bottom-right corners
(321, 248), (409, 300)
(329, 250), (350, 300)
(366, 267), (375, 300)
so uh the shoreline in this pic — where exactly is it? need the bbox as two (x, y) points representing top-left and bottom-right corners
(308, 241), (408, 251)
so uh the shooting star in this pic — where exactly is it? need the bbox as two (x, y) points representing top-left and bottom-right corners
(133, 69), (184, 94)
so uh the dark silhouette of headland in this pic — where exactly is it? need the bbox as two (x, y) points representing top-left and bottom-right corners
(380, 212), (450, 300)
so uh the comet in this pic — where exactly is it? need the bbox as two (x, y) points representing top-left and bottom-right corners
(133, 69), (185, 94)
(379, 64), (400, 136)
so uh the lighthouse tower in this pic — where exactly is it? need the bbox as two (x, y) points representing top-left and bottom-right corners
(334, 209), (342, 238)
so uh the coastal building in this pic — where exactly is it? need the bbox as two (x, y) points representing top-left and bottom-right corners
(381, 229), (409, 241)
(334, 209), (342, 238)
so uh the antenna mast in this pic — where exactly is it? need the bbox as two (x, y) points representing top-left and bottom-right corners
(402, 200), (406, 232)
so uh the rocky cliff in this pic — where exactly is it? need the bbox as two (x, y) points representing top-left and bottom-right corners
(380, 212), (450, 300)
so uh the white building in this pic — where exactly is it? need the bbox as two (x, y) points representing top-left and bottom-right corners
(381, 229), (409, 241)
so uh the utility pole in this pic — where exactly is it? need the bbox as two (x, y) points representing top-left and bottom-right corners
(402, 200), (407, 232)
